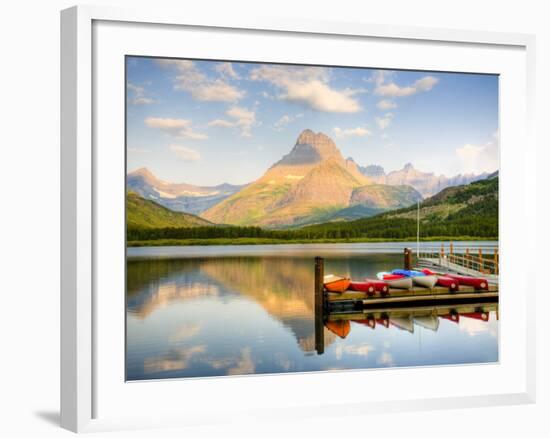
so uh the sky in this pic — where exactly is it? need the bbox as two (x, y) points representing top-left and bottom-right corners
(126, 56), (499, 186)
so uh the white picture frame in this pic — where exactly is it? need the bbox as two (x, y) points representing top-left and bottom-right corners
(61, 4), (537, 433)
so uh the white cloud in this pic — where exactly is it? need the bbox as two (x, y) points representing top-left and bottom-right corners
(377, 99), (397, 110)
(375, 75), (439, 97)
(127, 82), (155, 105)
(455, 132), (499, 174)
(375, 113), (394, 130)
(273, 113), (303, 131)
(333, 126), (372, 138)
(208, 119), (235, 128)
(226, 106), (256, 137)
(190, 80), (243, 102)
(214, 62), (240, 79)
(157, 59), (244, 102)
(145, 117), (208, 140)
(169, 144), (201, 162)
(274, 115), (292, 131)
(250, 65), (362, 113)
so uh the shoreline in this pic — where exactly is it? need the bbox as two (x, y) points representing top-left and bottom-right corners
(127, 236), (498, 247)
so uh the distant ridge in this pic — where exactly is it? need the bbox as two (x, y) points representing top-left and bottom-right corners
(358, 162), (493, 197)
(127, 168), (245, 215)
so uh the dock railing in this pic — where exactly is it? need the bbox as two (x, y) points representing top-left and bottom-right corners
(417, 243), (499, 275)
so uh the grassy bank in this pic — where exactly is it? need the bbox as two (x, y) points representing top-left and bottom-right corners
(127, 236), (498, 247)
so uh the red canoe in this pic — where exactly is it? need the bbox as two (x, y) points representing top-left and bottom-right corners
(421, 268), (439, 275)
(383, 273), (405, 280)
(364, 279), (389, 295)
(435, 275), (459, 291)
(445, 274), (489, 290)
(349, 281), (376, 295)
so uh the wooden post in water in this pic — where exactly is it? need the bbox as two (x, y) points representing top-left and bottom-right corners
(449, 242), (454, 264)
(494, 249), (499, 275)
(404, 248), (412, 270)
(466, 248), (470, 271)
(314, 257), (325, 355)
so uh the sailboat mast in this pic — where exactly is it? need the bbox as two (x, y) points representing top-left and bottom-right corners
(416, 200), (420, 257)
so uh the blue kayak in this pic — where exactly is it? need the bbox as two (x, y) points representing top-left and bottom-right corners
(391, 269), (425, 277)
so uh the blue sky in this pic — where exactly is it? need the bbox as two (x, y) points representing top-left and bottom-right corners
(126, 56), (498, 186)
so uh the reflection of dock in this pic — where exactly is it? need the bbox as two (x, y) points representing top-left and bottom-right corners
(327, 302), (498, 322)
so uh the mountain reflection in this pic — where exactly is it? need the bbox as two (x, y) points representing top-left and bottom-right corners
(127, 257), (338, 353)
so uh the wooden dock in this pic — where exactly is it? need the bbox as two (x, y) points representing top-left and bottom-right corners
(327, 287), (498, 307)
(417, 243), (499, 284)
(314, 250), (498, 313)
(313, 252), (498, 354)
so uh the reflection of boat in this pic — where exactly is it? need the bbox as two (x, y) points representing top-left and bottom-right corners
(412, 275), (438, 289)
(376, 317), (390, 328)
(325, 320), (351, 338)
(445, 274), (489, 291)
(413, 315), (440, 331)
(390, 316), (414, 333)
(461, 312), (489, 321)
(353, 318), (376, 329)
(324, 275), (351, 293)
(441, 313), (460, 323)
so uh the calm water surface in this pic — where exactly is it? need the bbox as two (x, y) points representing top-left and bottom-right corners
(126, 242), (499, 380)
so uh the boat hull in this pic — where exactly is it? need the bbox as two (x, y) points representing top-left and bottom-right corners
(445, 274), (489, 290)
(435, 275), (459, 291)
(349, 281), (376, 295)
(364, 279), (389, 294)
(384, 277), (413, 290)
(324, 275), (351, 293)
(412, 275), (438, 289)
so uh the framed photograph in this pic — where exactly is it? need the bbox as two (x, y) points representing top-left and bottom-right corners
(61, 5), (536, 433)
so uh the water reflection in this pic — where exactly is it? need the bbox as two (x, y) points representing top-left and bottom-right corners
(126, 251), (498, 380)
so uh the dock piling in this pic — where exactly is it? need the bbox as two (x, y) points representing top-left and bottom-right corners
(314, 256), (325, 354)
(404, 248), (412, 270)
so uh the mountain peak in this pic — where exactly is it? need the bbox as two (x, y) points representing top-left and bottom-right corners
(128, 167), (160, 184)
(274, 130), (342, 167)
(296, 129), (338, 156)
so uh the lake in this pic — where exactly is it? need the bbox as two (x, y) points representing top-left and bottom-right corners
(126, 242), (499, 381)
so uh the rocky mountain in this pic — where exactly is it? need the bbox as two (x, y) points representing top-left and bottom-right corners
(202, 130), (422, 228)
(127, 191), (213, 229)
(358, 161), (491, 197)
(127, 167), (245, 214)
